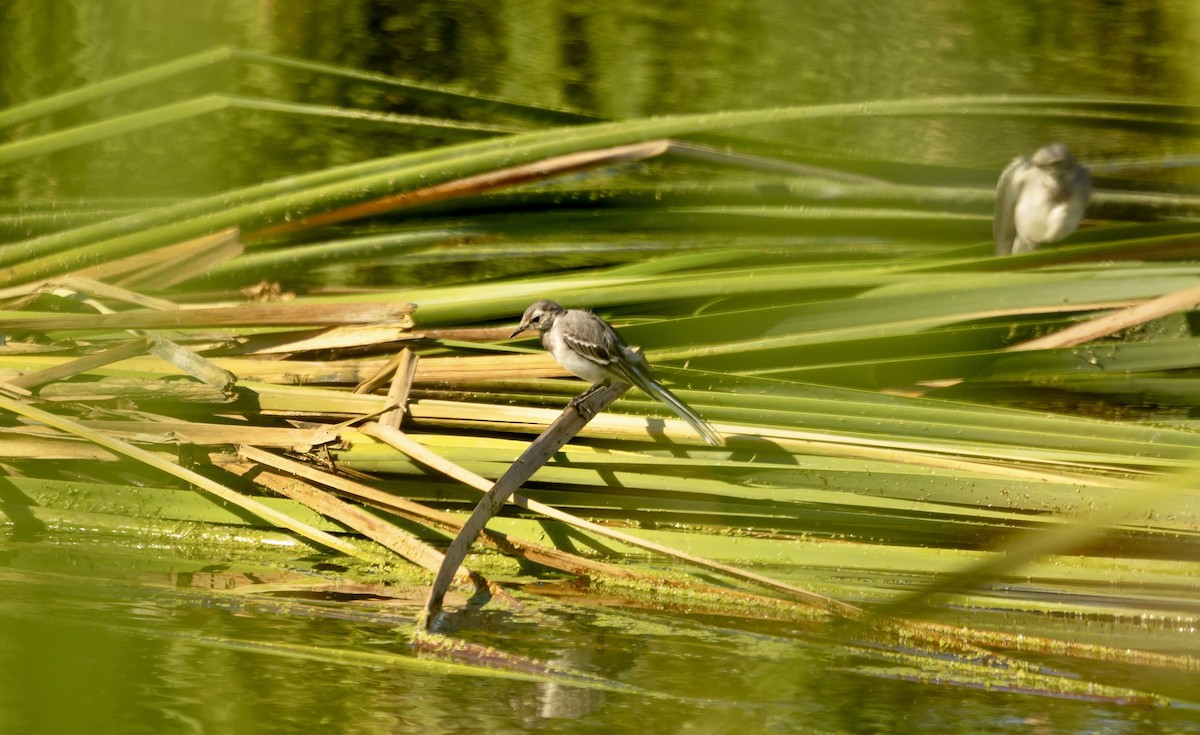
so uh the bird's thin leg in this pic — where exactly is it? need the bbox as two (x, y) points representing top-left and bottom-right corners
(569, 380), (615, 420)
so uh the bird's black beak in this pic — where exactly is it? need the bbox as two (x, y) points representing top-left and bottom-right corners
(509, 323), (528, 339)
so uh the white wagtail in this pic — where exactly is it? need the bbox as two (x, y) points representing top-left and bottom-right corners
(993, 142), (1091, 256)
(511, 300), (723, 446)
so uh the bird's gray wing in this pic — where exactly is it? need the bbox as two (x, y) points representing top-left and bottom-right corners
(560, 311), (723, 445)
(558, 310), (662, 391)
(1071, 164), (1093, 204)
(993, 156), (1027, 256)
(557, 310), (626, 370)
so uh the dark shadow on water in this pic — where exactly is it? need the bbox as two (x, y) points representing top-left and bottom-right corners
(424, 583), (498, 636)
(0, 480), (47, 544)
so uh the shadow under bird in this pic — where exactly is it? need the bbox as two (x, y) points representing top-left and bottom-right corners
(993, 142), (1091, 256)
(511, 300), (723, 446)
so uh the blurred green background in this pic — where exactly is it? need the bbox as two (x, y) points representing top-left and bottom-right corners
(3, 0), (1197, 201)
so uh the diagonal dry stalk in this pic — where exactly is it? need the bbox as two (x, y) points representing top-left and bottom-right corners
(244, 138), (882, 241)
(1008, 281), (1200, 351)
(5, 337), (153, 391)
(231, 442), (646, 581)
(232, 449), (481, 590)
(247, 141), (673, 240)
(414, 382), (630, 626)
(915, 281), (1200, 392)
(71, 228), (244, 288)
(49, 276), (182, 311)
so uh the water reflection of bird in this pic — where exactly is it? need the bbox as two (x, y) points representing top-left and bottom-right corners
(993, 142), (1091, 256)
(511, 299), (723, 446)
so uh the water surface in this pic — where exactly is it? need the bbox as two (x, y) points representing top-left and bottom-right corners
(2, 2), (1199, 733)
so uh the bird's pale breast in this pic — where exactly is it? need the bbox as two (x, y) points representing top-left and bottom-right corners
(1015, 180), (1083, 245)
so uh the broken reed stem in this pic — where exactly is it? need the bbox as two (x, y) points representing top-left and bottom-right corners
(354, 350), (407, 394)
(1009, 281), (1200, 351)
(145, 334), (237, 392)
(380, 348), (418, 429)
(6, 337), (152, 390)
(417, 383), (628, 626)
(50, 275), (181, 311)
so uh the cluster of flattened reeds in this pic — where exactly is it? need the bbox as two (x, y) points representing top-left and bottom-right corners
(2, 49), (1199, 703)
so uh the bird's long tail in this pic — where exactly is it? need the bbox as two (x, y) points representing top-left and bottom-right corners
(632, 374), (723, 446)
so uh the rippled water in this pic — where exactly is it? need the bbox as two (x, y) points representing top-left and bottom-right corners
(4, 536), (1198, 735)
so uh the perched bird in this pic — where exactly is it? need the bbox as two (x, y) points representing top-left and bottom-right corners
(993, 142), (1091, 256)
(511, 299), (723, 446)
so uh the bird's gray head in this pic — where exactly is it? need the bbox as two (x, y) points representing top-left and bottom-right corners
(1032, 142), (1077, 175)
(511, 299), (566, 338)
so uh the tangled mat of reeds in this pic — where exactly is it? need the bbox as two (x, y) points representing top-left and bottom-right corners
(2, 49), (1198, 703)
